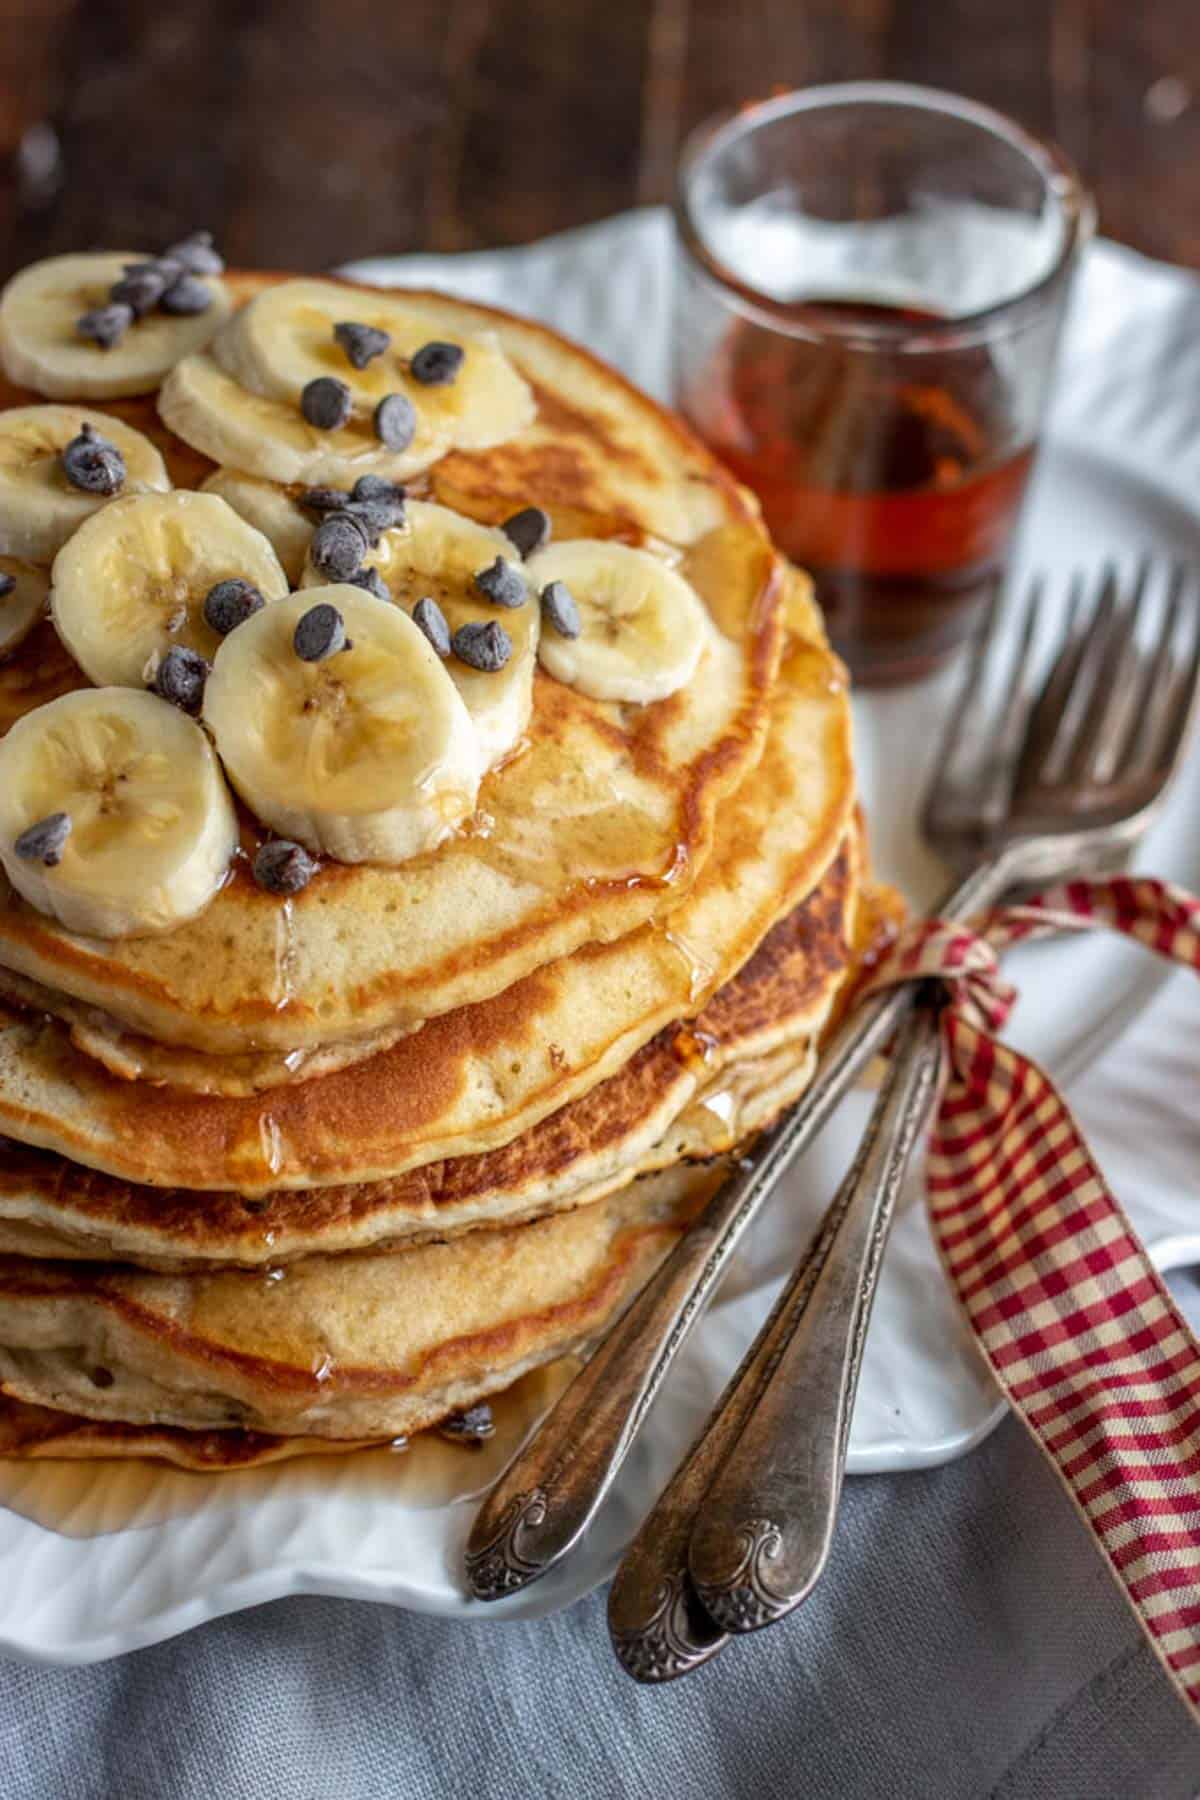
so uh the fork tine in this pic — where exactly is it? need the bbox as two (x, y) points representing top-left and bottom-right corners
(1062, 557), (1150, 785)
(976, 572), (1044, 827)
(1152, 569), (1200, 779)
(1016, 566), (1100, 786)
(1121, 561), (1189, 774)
(930, 575), (1008, 774)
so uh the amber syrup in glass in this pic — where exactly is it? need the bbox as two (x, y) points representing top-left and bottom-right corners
(702, 300), (1035, 684)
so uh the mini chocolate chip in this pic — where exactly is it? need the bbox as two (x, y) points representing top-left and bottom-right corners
(310, 511), (369, 580)
(62, 423), (126, 496)
(253, 839), (318, 895)
(301, 376), (353, 431)
(75, 302), (134, 350)
(334, 320), (390, 370)
(293, 601), (347, 662)
(347, 566), (389, 602)
(412, 596), (451, 657)
(159, 274), (213, 316)
(110, 264), (169, 315)
(473, 556), (526, 609)
(152, 644), (210, 714)
(89, 1366), (115, 1390)
(299, 485), (350, 516)
(436, 1402), (494, 1444)
(203, 578), (265, 636)
(0, 572), (15, 600)
(540, 579), (581, 639)
(453, 618), (511, 672)
(14, 811), (70, 866)
(350, 474), (405, 528)
(163, 230), (225, 276)
(373, 392), (416, 451)
(501, 506), (551, 557)
(410, 340), (465, 386)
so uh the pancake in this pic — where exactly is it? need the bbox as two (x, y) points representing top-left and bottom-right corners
(0, 599), (853, 1192)
(0, 1161), (725, 1440)
(0, 841), (860, 1268)
(0, 274), (790, 1056)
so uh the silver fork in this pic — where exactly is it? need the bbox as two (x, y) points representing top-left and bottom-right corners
(464, 561), (1198, 1630)
(605, 557), (1199, 1680)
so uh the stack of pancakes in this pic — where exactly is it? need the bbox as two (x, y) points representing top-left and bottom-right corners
(0, 272), (881, 1472)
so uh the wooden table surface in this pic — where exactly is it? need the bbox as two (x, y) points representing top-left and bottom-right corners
(0, 2), (1196, 276)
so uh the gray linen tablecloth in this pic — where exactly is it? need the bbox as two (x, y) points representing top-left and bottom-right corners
(1, 1380), (1197, 1799)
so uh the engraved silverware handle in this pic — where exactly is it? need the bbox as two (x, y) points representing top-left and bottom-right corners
(686, 997), (945, 1633)
(465, 858), (1014, 1602)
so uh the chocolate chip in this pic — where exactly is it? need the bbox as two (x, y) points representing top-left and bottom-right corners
(14, 811), (70, 866)
(301, 376), (353, 431)
(412, 596), (451, 657)
(75, 302), (134, 350)
(163, 230), (225, 276)
(253, 839), (318, 895)
(293, 601), (347, 662)
(452, 618), (511, 672)
(62, 423), (126, 496)
(152, 645), (210, 714)
(410, 341), (465, 386)
(473, 556), (526, 610)
(540, 579), (581, 639)
(110, 264), (169, 316)
(334, 320), (390, 370)
(374, 393), (417, 452)
(299, 486), (349, 516)
(347, 566), (389, 602)
(89, 1366), (115, 1390)
(159, 274), (213, 316)
(350, 474), (405, 529)
(436, 1402), (494, 1444)
(501, 506), (551, 557)
(203, 578), (265, 636)
(310, 511), (369, 581)
(0, 572), (16, 600)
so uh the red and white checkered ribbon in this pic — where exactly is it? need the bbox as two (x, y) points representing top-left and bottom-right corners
(863, 876), (1200, 1721)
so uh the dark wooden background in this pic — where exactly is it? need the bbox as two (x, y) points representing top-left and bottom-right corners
(0, 1), (1197, 274)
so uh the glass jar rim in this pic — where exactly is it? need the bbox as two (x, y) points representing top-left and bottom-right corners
(673, 81), (1095, 350)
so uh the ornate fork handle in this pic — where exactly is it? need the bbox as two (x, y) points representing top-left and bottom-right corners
(685, 997), (944, 1632)
(465, 856), (1018, 1602)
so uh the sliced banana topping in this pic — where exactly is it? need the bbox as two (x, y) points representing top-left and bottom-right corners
(199, 468), (314, 583)
(0, 687), (237, 938)
(0, 253), (232, 400)
(0, 556), (48, 658)
(50, 490), (289, 690)
(301, 499), (539, 770)
(160, 351), (446, 487)
(216, 278), (535, 455)
(0, 405), (170, 562)
(527, 539), (710, 704)
(203, 586), (480, 865)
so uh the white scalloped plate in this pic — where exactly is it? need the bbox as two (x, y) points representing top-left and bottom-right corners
(3, 216), (1200, 1662)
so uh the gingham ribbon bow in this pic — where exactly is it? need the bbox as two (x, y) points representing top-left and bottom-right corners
(863, 876), (1200, 1721)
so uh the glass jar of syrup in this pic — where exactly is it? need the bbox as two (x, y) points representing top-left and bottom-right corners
(673, 85), (1093, 685)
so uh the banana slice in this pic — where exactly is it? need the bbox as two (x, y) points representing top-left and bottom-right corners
(216, 278), (534, 453)
(300, 499), (538, 770)
(0, 405), (171, 562)
(199, 468), (314, 583)
(203, 586), (480, 864)
(0, 687), (237, 938)
(526, 540), (711, 704)
(160, 351), (447, 486)
(0, 556), (48, 658)
(0, 253), (232, 400)
(50, 490), (290, 690)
